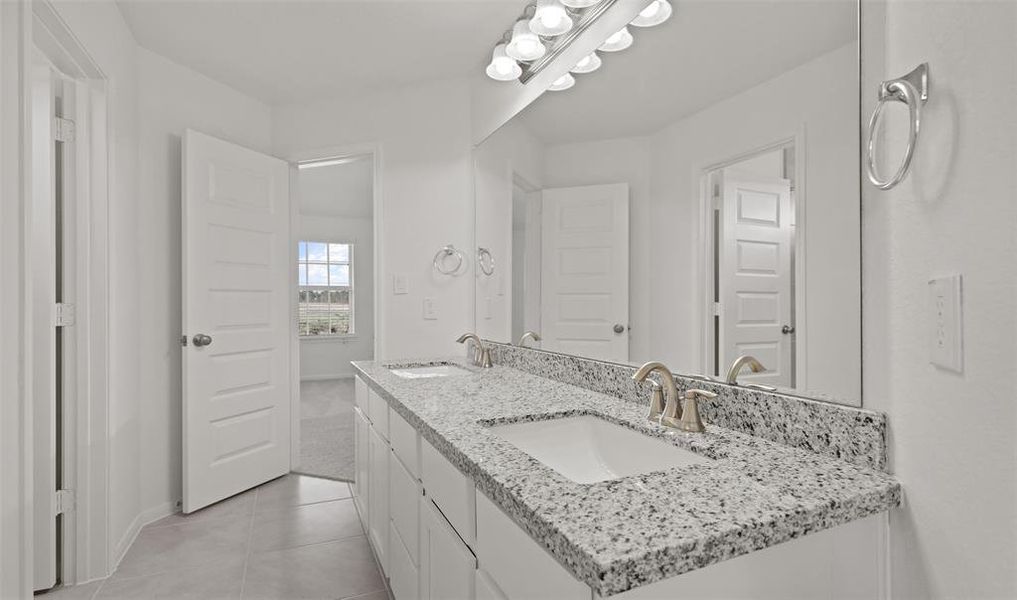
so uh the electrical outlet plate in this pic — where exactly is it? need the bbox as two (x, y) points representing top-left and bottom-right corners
(928, 275), (963, 372)
(422, 297), (437, 320)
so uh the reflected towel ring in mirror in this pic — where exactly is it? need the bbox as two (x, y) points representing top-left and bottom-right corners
(477, 247), (495, 276)
(433, 244), (465, 276)
(866, 63), (929, 190)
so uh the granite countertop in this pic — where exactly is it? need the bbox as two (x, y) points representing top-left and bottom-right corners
(352, 358), (901, 597)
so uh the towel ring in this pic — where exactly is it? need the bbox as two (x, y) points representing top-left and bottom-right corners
(866, 63), (929, 190)
(433, 245), (465, 276)
(477, 247), (495, 277)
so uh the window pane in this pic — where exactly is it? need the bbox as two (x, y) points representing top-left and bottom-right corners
(329, 243), (350, 263)
(298, 241), (307, 261)
(329, 265), (350, 286)
(297, 264), (307, 286)
(306, 242), (327, 262)
(307, 264), (328, 285)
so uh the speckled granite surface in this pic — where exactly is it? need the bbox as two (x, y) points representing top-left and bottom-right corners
(353, 358), (900, 597)
(486, 342), (888, 471)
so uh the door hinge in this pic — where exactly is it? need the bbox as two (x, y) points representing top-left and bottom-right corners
(53, 117), (75, 143)
(180, 335), (188, 347)
(53, 302), (76, 327)
(713, 302), (723, 316)
(55, 489), (75, 515)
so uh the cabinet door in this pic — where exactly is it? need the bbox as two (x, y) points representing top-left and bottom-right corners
(354, 407), (370, 530)
(369, 425), (390, 575)
(420, 498), (476, 600)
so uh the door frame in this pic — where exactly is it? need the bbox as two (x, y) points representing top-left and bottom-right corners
(285, 143), (382, 471)
(697, 132), (807, 384)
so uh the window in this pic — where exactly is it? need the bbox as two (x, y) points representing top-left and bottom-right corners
(298, 241), (353, 336)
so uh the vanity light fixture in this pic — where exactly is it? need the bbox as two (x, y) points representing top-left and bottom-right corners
(548, 72), (576, 91)
(570, 51), (602, 74)
(598, 26), (633, 52)
(486, 43), (523, 81)
(506, 19), (547, 61)
(530, 0), (573, 37)
(630, 0), (672, 27)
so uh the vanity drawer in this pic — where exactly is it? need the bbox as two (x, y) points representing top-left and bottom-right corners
(389, 522), (419, 600)
(475, 491), (588, 600)
(389, 448), (420, 564)
(421, 440), (476, 546)
(368, 388), (389, 440)
(354, 375), (368, 412)
(389, 407), (421, 479)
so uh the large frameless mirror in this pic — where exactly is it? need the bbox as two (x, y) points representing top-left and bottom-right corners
(473, 0), (862, 405)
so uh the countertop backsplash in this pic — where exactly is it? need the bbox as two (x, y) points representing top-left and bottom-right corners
(484, 341), (888, 471)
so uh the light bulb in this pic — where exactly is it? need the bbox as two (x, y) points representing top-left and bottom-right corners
(506, 19), (546, 61)
(598, 26), (633, 52)
(570, 51), (601, 74)
(630, 0), (672, 27)
(530, 0), (573, 37)
(548, 73), (575, 91)
(560, 0), (600, 7)
(486, 43), (522, 81)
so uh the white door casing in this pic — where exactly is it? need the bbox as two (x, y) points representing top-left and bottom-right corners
(182, 130), (291, 512)
(540, 184), (629, 362)
(719, 174), (793, 387)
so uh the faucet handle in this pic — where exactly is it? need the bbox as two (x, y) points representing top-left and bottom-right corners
(678, 389), (717, 433)
(645, 380), (665, 423)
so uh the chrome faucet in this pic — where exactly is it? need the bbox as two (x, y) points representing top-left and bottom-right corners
(632, 361), (682, 427)
(725, 355), (766, 385)
(456, 333), (493, 368)
(518, 331), (541, 347)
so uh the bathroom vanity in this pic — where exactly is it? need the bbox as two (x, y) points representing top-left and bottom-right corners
(351, 354), (899, 599)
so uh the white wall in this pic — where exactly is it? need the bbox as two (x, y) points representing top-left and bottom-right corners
(136, 47), (274, 524)
(297, 214), (374, 380)
(273, 78), (475, 360)
(863, 2), (1017, 597)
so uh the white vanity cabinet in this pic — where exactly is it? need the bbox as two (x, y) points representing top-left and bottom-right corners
(352, 405), (370, 532)
(367, 424), (390, 574)
(420, 496), (477, 600)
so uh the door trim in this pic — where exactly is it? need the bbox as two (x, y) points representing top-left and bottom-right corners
(284, 143), (382, 472)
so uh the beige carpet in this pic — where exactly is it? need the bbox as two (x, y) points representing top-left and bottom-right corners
(295, 378), (355, 482)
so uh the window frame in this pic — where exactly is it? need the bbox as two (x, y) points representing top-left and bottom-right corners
(297, 240), (355, 338)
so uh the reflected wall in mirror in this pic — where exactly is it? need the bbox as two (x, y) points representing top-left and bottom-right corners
(474, 0), (861, 405)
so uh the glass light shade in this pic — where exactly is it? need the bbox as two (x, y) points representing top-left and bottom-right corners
(530, 0), (573, 37)
(506, 19), (546, 61)
(570, 52), (601, 74)
(486, 44), (522, 81)
(630, 0), (672, 27)
(548, 73), (575, 91)
(560, 0), (600, 7)
(598, 26), (633, 52)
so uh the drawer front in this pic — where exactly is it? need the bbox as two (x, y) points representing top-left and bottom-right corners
(420, 498), (476, 600)
(389, 523), (420, 600)
(389, 449), (421, 565)
(475, 492), (588, 600)
(368, 425), (390, 575)
(368, 388), (390, 440)
(389, 407), (421, 479)
(354, 375), (368, 412)
(421, 440), (476, 546)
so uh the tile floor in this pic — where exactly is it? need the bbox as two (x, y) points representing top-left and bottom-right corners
(40, 474), (388, 600)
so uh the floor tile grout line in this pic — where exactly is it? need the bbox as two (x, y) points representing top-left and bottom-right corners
(340, 587), (390, 600)
(248, 532), (370, 557)
(238, 486), (260, 599)
(252, 494), (355, 515)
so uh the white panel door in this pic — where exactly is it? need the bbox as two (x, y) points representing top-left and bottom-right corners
(540, 184), (629, 362)
(182, 130), (291, 512)
(719, 174), (793, 387)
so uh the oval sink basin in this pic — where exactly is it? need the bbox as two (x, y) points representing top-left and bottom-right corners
(389, 364), (468, 379)
(488, 415), (711, 484)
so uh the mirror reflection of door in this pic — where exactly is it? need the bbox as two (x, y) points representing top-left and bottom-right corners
(711, 147), (795, 388)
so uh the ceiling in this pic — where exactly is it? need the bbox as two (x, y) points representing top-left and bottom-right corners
(117, 0), (525, 106)
(518, 0), (857, 144)
(298, 157), (374, 218)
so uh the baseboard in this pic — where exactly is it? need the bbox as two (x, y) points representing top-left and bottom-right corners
(300, 374), (354, 382)
(111, 501), (176, 572)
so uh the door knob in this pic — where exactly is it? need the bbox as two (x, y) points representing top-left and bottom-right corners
(781, 325), (795, 335)
(192, 333), (213, 347)
(613, 324), (626, 334)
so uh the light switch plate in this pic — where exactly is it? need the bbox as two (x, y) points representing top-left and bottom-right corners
(422, 297), (437, 320)
(929, 274), (963, 372)
(393, 273), (409, 295)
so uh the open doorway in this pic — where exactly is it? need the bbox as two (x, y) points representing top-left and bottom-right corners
(293, 155), (375, 482)
(705, 143), (798, 389)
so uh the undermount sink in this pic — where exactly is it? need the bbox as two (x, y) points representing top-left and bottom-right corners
(487, 415), (712, 484)
(388, 363), (469, 379)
